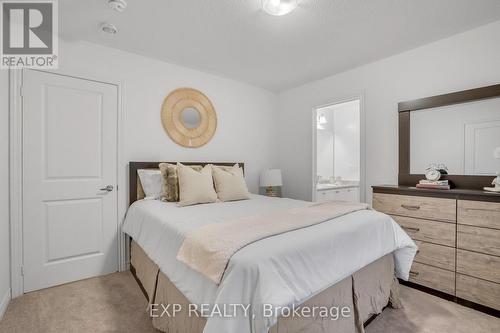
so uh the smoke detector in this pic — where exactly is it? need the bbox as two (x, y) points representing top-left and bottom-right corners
(101, 23), (118, 34)
(108, 0), (127, 12)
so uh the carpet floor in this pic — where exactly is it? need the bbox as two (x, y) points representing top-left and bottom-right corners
(1, 271), (499, 333)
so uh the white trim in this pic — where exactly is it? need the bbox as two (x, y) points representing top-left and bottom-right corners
(9, 69), (125, 296)
(0, 288), (11, 320)
(9, 69), (24, 298)
(311, 107), (317, 202)
(311, 94), (367, 203)
(116, 82), (128, 272)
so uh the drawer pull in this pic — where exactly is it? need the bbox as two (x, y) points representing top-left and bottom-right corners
(401, 204), (421, 211)
(465, 208), (498, 213)
(409, 271), (420, 277)
(402, 226), (420, 232)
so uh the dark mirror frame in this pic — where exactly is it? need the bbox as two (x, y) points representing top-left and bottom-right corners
(398, 83), (500, 190)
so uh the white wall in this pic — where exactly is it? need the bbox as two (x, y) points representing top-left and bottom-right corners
(0, 70), (10, 317)
(51, 40), (278, 197)
(277, 20), (500, 202)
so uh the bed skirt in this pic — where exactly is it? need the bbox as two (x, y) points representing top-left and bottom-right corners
(130, 241), (401, 333)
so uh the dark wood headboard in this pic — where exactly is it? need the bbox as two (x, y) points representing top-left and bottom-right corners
(129, 161), (245, 206)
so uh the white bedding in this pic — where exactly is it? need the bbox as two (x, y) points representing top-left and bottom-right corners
(122, 194), (417, 333)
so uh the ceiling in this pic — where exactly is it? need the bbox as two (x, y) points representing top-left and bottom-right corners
(60, 0), (500, 92)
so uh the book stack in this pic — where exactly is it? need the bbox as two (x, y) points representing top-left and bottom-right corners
(416, 180), (450, 190)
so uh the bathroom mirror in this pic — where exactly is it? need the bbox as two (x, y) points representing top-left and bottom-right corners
(314, 99), (361, 203)
(181, 107), (202, 129)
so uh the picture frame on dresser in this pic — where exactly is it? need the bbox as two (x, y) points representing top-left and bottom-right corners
(373, 83), (500, 318)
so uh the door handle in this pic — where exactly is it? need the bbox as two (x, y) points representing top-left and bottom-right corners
(100, 185), (114, 192)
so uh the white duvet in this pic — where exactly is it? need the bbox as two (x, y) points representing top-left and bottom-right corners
(122, 194), (416, 333)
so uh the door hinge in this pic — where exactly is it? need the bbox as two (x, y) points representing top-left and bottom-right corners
(19, 85), (24, 97)
(20, 265), (24, 276)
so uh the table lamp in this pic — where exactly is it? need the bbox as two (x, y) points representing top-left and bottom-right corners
(260, 169), (282, 197)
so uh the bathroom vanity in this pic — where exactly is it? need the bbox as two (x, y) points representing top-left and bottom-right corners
(316, 183), (359, 202)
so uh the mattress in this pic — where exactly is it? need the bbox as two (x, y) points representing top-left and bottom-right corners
(122, 194), (416, 333)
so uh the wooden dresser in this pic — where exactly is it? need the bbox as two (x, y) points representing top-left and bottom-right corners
(373, 185), (500, 315)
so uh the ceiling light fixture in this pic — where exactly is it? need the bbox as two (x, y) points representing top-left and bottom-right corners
(101, 23), (118, 34)
(262, 0), (298, 16)
(108, 0), (127, 12)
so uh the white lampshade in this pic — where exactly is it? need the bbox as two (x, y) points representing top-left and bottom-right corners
(260, 169), (282, 187)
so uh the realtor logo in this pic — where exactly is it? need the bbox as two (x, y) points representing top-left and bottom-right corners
(1, 0), (58, 68)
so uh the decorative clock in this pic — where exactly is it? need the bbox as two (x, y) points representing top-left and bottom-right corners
(425, 163), (448, 181)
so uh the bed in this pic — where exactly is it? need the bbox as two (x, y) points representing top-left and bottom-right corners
(123, 162), (416, 333)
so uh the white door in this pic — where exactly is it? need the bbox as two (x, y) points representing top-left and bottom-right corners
(22, 70), (119, 292)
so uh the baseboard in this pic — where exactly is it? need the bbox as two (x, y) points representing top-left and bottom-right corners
(0, 288), (11, 320)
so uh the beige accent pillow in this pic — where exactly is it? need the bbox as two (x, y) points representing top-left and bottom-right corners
(212, 164), (250, 202)
(177, 163), (218, 206)
(158, 163), (202, 202)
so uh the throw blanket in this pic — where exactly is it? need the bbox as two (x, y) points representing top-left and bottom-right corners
(177, 201), (369, 284)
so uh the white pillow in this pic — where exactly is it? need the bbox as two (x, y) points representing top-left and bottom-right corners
(137, 169), (162, 200)
(212, 164), (250, 202)
(177, 163), (218, 206)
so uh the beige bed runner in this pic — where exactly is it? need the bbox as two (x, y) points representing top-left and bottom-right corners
(177, 201), (369, 284)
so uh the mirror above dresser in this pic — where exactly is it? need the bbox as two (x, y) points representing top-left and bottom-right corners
(410, 97), (500, 176)
(373, 83), (500, 317)
(399, 84), (500, 189)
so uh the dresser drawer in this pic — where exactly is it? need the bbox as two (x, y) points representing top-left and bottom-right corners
(457, 249), (500, 284)
(458, 200), (500, 230)
(457, 274), (500, 311)
(409, 262), (455, 295)
(373, 193), (456, 222)
(414, 240), (455, 271)
(457, 224), (500, 257)
(391, 215), (456, 247)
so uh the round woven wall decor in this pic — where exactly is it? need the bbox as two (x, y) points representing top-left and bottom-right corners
(161, 88), (217, 148)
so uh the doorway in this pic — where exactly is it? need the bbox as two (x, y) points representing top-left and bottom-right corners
(313, 98), (364, 203)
